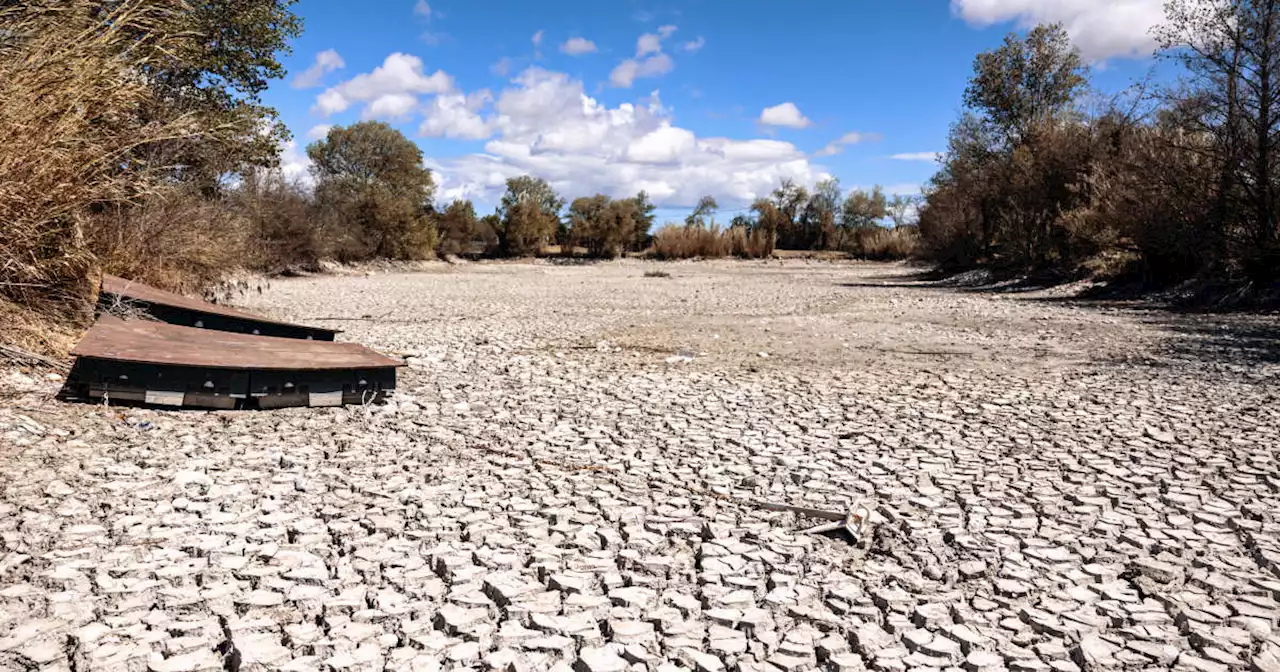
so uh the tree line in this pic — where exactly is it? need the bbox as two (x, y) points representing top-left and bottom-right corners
(918, 2), (1280, 285)
(298, 119), (920, 263)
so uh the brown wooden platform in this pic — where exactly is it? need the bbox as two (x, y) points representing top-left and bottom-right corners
(100, 274), (338, 341)
(65, 315), (402, 409)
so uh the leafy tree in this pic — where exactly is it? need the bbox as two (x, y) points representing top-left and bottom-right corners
(628, 190), (658, 250)
(964, 23), (1088, 146)
(566, 195), (641, 258)
(128, 0), (304, 186)
(771, 179), (810, 248)
(685, 195), (719, 228)
(499, 175), (564, 256)
(437, 199), (479, 256)
(803, 178), (842, 249)
(307, 122), (437, 260)
(840, 186), (888, 230)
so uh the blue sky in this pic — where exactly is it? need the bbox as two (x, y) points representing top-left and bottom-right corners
(265, 0), (1169, 220)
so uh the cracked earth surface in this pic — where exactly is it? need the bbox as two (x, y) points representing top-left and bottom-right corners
(1, 260), (1279, 672)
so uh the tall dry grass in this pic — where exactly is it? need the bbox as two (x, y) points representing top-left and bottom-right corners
(651, 225), (772, 259)
(0, 1), (211, 352)
(843, 226), (920, 260)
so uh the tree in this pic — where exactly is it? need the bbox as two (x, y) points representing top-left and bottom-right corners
(770, 179), (810, 248)
(887, 195), (919, 228)
(566, 195), (641, 258)
(686, 195), (719, 228)
(499, 175), (563, 256)
(438, 199), (479, 256)
(802, 178), (842, 249)
(841, 186), (888, 230)
(1159, 0), (1280, 278)
(964, 23), (1089, 146)
(751, 198), (783, 257)
(628, 191), (658, 250)
(308, 122), (437, 260)
(126, 0), (304, 187)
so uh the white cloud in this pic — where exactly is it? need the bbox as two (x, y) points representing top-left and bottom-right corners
(609, 53), (674, 88)
(428, 67), (826, 209)
(560, 37), (597, 55)
(637, 33), (664, 57)
(413, 0), (431, 18)
(364, 93), (419, 121)
(491, 57), (512, 77)
(292, 49), (345, 89)
(420, 91), (493, 140)
(759, 102), (812, 129)
(682, 37), (706, 53)
(889, 152), (942, 162)
(532, 30), (544, 46)
(279, 139), (313, 185)
(815, 131), (881, 156)
(305, 124), (333, 141)
(610, 27), (679, 88)
(313, 53), (453, 117)
(951, 0), (1165, 61)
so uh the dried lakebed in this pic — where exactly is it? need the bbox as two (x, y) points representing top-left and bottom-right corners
(1, 260), (1278, 672)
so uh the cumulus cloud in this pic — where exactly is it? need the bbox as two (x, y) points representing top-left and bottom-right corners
(420, 91), (494, 140)
(306, 124), (333, 141)
(491, 57), (512, 77)
(426, 67), (826, 209)
(279, 139), (313, 185)
(610, 26), (678, 88)
(560, 37), (597, 55)
(682, 37), (706, 53)
(532, 30), (544, 46)
(889, 152), (942, 162)
(413, 0), (431, 18)
(814, 131), (881, 156)
(951, 0), (1165, 61)
(609, 54), (674, 88)
(759, 102), (812, 129)
(364, 93), (419, 121)
(313, 53), (453, 117)
(292, 49), (345, 89)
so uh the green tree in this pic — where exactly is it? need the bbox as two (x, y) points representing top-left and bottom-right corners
(128, 0), (304, 186)
(308, 122), (437, 260)
(685, 195), (719, 228)
(803, 178), (842, 249)
(964, 23), (1088, 147)
(499, 175), (564, 256)
(628, 190), (658, 250)
(840, 186), (888, 230)
(771, 179), (810, 248)
(437, 199), (479, 256)
(566, 195), (641, 258)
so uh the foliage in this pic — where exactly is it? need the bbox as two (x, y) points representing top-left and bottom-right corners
(308, 122), (437, 260)
(124, 0), (303, 188)
(499, 175), (564, 256)
(438, 199), (480, 256)
(919, 9), (1280, 283)
(565, 195), (644, 258)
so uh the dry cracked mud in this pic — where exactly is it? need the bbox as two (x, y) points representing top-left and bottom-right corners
(2, 260), (1279, 672)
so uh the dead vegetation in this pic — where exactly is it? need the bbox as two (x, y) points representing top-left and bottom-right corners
(0, 1), (212, 351)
